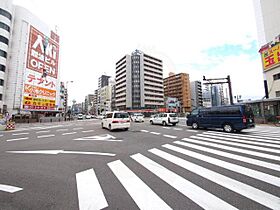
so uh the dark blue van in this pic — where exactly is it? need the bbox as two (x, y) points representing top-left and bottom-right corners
(186, 105), (255, 132)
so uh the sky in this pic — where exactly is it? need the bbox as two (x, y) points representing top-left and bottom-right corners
(13, 0), (264, 103)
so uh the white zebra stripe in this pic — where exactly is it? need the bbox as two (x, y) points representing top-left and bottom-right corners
(174, 140), (280, 172)
(108, 160), (172, 210)
(131, 153), (238, 210)
(183, 137), (280, 163)
(149, 148), (280, 210)
(191, 136), (280, 155)
(76, 168), (108, 210)
(163, 144), (280, 187)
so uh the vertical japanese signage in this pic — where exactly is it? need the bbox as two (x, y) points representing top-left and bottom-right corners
(23, 26), (60, 111)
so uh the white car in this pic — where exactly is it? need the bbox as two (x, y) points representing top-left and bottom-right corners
(150, 113), (179, 126)
(131, 113), (144, 122)
(101, 111), (130, 131)
(77, 114), (84, 120)
(85, 115), (91, 119)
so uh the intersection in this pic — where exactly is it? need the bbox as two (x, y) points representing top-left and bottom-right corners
(1, 119), (280, 209)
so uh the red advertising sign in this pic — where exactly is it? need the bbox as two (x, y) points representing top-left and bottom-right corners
(26, 26), (59, 78)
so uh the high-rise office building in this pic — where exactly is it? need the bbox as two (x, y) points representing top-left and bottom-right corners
(115, 50), (164, 110)
(190, 81), (203, 109)
(253, 0), (280, 98)
(164, 72), (192, 113)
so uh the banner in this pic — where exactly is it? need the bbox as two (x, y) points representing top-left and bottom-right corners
(26, 26), (59, 78)
(260, 44), (280, 71)
(22, 25), (60, 111)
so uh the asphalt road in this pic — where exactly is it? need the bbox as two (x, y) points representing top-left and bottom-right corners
(1, 119), (280, 210)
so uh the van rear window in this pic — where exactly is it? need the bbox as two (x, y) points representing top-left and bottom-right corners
(169, 114), (177, 117)
(114, 113), (129, 118)
(244, 105), (254, 117)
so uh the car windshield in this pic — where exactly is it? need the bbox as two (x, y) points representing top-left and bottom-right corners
(114, 113), (129, 118)
(169, 114), (177, 117)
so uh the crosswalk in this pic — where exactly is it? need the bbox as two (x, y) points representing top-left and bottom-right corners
(75, 129), (280, 210)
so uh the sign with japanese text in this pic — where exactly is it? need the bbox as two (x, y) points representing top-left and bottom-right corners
(23, 25), (60, 112)
(260, 44), (280, 71)
(26, 26), (59, 78)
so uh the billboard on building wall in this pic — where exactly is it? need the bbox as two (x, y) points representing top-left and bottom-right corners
(22, 26), (60, 111)
(259, 35), (280, 71)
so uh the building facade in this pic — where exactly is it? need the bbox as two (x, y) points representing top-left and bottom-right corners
(190, 80), (203, 109)
(0, 0), (61, 116)
(163, 72), (191, 113)
(115, 50), (164, 110)
(253, 0), (280, 98)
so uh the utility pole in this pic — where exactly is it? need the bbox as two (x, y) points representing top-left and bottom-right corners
(203, 75), (234, 105)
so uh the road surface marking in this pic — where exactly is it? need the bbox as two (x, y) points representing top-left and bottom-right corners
(150, 132), (161, 135)
(74, 134), (121, 141)
(0, 184), (23, 193)
(198, 133), (280, 149)
(162, 127), (171, 130)
(36, 130), (50, 134)
(131, 153), (237, 210)
(0, 134), (3, 137)
(82, 130), (95, 133)
(183, 137), (280, 162)
(206, 131), (280, 141)
(6, 150), (115, 156)
(108, 160), (172, 210)
(185, 129), (198, 133)
(12, 133), (29, 136)
(149, 148), (280, 210)
(73, 127), (83, 130)
(62, 132), (77, 135)
(140, 130), (149, 133)
(6, 137), (29, 142)
(163, 144), (280, 187)
(173, 128), (183, 131)
(163, 135), (177, 139)
(76, 169), (108, 210)
(192, 135), (280, 154)
(174, 141), (280, 172)
(56, 129), (69, 132)
(203, 132), (280, 144)
(37, 134), (55, 138)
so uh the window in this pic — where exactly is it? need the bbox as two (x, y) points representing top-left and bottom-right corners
(114, 112), (129, 118)
(0, 64), (5, 72)
(106, 113), (113, 118)
(0, 8), (12, 20)
(0, 49), (7, 58)
(0, 79), (3, 86)
(276, 91), (280, 98)
(0, 94), (2, 101)
(0, 35), (8, 45)
(273, 73), (280, 81)
(0, 22), (10, 32)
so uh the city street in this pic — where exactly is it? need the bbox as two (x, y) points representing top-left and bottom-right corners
(1, 119), (280, 209)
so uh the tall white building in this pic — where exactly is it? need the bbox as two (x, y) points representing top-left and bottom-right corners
(115, 50), (164, 110)
(0, 0), (61, 115)
(253, 0), (280, 98)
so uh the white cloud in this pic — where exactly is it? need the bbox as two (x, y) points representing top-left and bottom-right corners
(13, 0), (262, 102)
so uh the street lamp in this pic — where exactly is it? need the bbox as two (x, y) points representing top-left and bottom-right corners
(64, 81), (74, 120)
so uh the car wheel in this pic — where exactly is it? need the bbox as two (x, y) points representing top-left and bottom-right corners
(172, 123), (176, 126)
(150, 120), (154, 125)
(124, 128), (129, 131)
(109, 124), (112, 131)
(223, 124), (233, 133)
(192, 122), (199, 129)
(162, 121), (167, 126)
(101, 122), (104, 129)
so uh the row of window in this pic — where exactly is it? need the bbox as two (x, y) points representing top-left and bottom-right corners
(0, 49), (7, 58)
(0, 93), (2, 101)
(144, 54), (162, 63)
(144, 59), (162, 68)
(0, 8), (12, 20)
(144, 83), (163, 90)
(116, 55), (126, 66)
(144, 88), (163, 94)
(0, 79), (4, 86)
(145, 78), (163, 85)
(144, 66), (163, 76)
(144, 94), (163, 99)
(0, 35), (8, 45)
(144, 73), (162, 81)
(0, 64), (5, 72)
(0, 22), (10, 32)
(116, 60), (126, 71)
(116, 65), (126, 78)
(273, 73), (280, 81)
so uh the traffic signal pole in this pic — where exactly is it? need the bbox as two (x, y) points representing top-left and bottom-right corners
(203, 75), (234, 105)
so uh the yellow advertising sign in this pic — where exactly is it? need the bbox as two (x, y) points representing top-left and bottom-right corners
(23, 96), (56, 110)
(261, 44), (280, 71)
